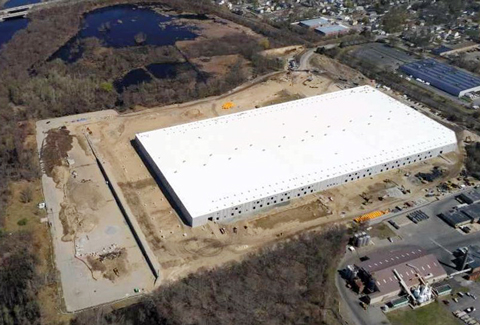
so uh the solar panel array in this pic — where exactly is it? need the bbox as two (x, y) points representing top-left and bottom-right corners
(400, 59), (480, 96)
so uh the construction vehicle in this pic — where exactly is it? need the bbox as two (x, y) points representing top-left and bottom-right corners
(360, 301), (368, 310)
(360, 192), (373, 205)
(354, 210), (389, 223)
(222, 102), (234, 110)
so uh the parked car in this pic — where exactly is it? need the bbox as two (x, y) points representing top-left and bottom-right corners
(465, 307), (476, 313)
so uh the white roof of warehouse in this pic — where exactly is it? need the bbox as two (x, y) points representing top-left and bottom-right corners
(136, 86), (457, 218)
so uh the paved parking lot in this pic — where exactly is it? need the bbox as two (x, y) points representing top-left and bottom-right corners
(382, 192), (480, 274)
(353, 43), (417, 71)
(442, 277), (480, 323)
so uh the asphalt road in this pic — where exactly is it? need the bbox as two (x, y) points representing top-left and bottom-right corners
(298, 48), (316, 70)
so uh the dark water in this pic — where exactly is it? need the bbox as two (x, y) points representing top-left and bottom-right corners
(3, 0), (40, 9)
(114, 68), (152, 93)
(175, 13), (210, 20)
(115, 62), (193, 93)
(0, 17), (28, 50)
(51, 5), (198, 63)
(146, 62), (189, 79)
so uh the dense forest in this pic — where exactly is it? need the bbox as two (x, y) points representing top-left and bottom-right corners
(0, 232), (41, 325)
(466, 142), (480, 179)
(72, 226), (348, 325)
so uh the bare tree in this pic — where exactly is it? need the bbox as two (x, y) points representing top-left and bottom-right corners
(20, 185), (33, 204)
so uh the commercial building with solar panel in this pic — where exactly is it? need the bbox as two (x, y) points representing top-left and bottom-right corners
(400, 59), (480, 97)
(135, 86), (457, 227)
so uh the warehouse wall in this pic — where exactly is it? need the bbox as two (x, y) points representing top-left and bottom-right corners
(135, 136), (195, 226)
(194, 142), (457, 226)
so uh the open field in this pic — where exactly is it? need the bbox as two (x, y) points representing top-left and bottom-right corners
(388, 301), (459, 325)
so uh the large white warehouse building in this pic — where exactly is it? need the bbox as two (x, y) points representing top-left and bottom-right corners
(136, 86), (457, 227)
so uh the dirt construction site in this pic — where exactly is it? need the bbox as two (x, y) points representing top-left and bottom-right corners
(36, 52), (468, 311)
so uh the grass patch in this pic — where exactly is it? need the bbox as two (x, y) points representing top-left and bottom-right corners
(2, 180), (67, 323)
(4, 180), (45, 232)
(260, 90), (304, 107)
(455, 286), (470, 294)
(369, 222), (396, 240)
(251, 199), (328, 230)
(388, 301), (459, 325)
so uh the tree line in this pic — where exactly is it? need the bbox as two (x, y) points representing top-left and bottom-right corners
(0, 232), (41, 325)
(466, 142), (480, 179)
(72, 226), (348, 325)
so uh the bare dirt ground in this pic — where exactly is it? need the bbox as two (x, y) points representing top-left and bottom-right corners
(36, 113), (155, 312)
(54, 59), (465, 285)
(173, 14), (262, 80)
(190, 54), (251, 77)
(175, 14), (260, 43)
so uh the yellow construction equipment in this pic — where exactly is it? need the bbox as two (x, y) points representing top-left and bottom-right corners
(222, 102), (234, 110)
(354, 210), (389, 223)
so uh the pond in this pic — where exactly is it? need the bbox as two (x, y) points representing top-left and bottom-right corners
(0, 18), (28, 50)
(146, 62), (190, 79)
(51, 5), (198, 63)
(114, 62), (194, 93)
(3, 0), (40, 9)
(114, 68), (152, 93)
